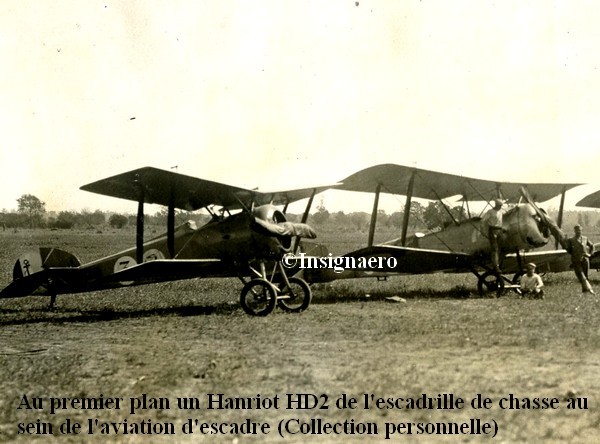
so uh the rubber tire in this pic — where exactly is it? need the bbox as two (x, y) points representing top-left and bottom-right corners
(277, 277), (312, 313)
(240, 279), (276, 316)
(477, 271), (505, 297)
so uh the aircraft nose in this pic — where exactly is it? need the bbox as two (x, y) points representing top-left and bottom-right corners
(526, 235), (547, 248)
(522, 205), (550, 247)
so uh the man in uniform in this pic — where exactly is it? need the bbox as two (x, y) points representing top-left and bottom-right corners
(565, 224), (595, 294)
(482, 198), (505, 272)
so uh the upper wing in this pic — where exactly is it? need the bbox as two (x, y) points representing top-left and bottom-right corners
(80, 167), (250, 210)
(253, 184), (337, 207)
(336, 163), (581, 203)
(576, 190), (600, 208)
(80, 167), (332, 211)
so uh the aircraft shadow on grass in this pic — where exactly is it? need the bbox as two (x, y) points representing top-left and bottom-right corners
(0, 302), (239, 327)
(0, 286), (475, 326)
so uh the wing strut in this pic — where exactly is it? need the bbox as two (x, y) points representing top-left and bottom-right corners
(400, 170), (416, 246)
(167, 200), (175, 258)
(368, 183), (381, 247)
(300, 189), (316, 224)
(134, 175), (145, 264)
(432, 190), (459, 226)
(557, 186), (566, 228)
(495, 183), (503, 200)
(556, 186), (567, 248)
(292, 188), (316, 253)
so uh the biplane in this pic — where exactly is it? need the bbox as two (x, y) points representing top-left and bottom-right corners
(575, 190), (600, 270)
(303, 164), (581, 296)
(0, 167), (327, 315)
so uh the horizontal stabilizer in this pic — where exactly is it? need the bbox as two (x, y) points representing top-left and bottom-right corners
(13, 248), (80, 280)
(1, 248), (83, 297)
(0, 268), (83, 298)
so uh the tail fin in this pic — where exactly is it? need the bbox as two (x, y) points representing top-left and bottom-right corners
(2, 248), (81, 298)
(13, 248), (81, 279)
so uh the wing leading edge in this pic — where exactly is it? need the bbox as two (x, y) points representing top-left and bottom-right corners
(81, 167), (333, 211)
(337, 164), (581, 203)
(576, 190), (600, 208)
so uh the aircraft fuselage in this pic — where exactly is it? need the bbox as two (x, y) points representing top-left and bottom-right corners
(391, 203), (550, 257)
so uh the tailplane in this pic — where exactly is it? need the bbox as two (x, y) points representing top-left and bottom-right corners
(2, 248), (81, 298)
(13, 248), (81, 279)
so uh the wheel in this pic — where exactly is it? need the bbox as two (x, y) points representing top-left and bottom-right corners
(240, 279), (276, 316)
(277, 277), (312, 312)
(477, 271), (505, 297)
(512, 271), (525, 296)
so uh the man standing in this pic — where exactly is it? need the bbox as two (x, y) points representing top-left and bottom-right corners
(565, 224), (595, 294)
(482, 198), (504, 272)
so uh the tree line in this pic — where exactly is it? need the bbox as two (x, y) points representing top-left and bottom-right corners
(309, 200), (468, 231)
(3, 194), (453, 231)
(3, 193), (600, 233)
(1, 194), (210, 230)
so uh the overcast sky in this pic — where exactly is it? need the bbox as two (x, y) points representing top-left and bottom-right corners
(2, 1), (600, 215)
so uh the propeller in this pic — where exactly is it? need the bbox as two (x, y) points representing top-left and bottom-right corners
(519, 186), (566, 248)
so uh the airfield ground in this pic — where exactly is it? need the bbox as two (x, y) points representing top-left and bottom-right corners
(0, 229), (599, 443)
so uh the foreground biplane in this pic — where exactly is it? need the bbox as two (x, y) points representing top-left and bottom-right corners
(0, 167), (327, 315)
(304, 164), (581, 296)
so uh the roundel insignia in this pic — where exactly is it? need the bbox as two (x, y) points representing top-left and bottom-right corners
(143, 249), (165, 262)
(114, 256), (136, 272)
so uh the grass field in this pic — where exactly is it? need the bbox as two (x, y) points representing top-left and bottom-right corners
(0, 229), (599, 443)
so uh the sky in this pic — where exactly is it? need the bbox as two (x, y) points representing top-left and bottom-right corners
(2, 1), (600, 215)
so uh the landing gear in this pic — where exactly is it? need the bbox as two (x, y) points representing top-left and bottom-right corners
(476, 268), (525, 297)
(240, 279), (276, 316)
(511, 271), (525, 296)
(477, 270), (505, 297)
(277, 277), (311, 312)
(239, 260), (312, 316)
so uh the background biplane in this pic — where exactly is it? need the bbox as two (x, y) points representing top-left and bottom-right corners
(303, 164), (582, 296)
(575, 190), (600, 270)
(0, 167), (328, 315)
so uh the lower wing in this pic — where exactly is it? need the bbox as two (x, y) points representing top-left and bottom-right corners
(0, 259), (226, 298)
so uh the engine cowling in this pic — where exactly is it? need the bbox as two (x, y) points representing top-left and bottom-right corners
(502, 203), (552, 251)
(251, 205), (292, 251)
(252, 205), (287, 224)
